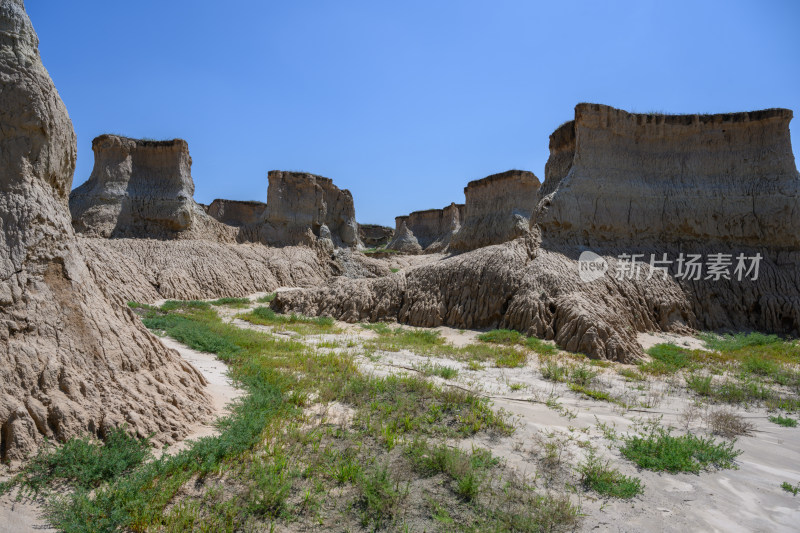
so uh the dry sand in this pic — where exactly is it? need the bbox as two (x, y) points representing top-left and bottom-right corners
(4, 293), (799, 532)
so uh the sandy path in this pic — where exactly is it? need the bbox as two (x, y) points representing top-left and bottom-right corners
(0, 337), (240, 532)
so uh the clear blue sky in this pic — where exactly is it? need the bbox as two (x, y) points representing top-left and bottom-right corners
(29, 0), (800, 226)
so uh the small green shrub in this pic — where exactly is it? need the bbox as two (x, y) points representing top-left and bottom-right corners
(357, 466), (406, 528)
(495, 349), (527, 368)
(541, 360), (568, 382)
(478, 329), (523, 345)
(416, 362), (459, 380)
(2, 427), (150, 496)
(620, 425), (741, 473)
(525, 336), (559, 355)
(769, 415), (798, 427)
(578, 451), (643, 498)
(782, 481), (800, 496)
(255, 293), (276, 303)
(700, 332), (783, 352)
(569, 365), (597, 387)
(686, 374), (713, 396)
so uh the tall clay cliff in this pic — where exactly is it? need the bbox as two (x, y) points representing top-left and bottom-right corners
(69, 135), (236, 241)
(273, 103), (800, 362)
(537, 104), (800, 248)
(450, 170), (540, 251)
(242, 171), (360, 248)
(0, 0), (210, 460)
(387, 203), (464, 253)
(358, 223), (394, 248)
(207, 198), (267, 227)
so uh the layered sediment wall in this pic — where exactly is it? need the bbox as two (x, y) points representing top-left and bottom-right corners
(387, 203), (464, 253)
(69, 135), (235, 241)
(241, 171), (360, 249)
(536, 103), (800, 248)
(450, 169), (540, 251)
(272, 103), (800, 362)
(359, 224), (394, 248)
(207, 199), (267, 227)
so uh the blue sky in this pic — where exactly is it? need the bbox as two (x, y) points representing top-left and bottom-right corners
(30, 0), (800, 226)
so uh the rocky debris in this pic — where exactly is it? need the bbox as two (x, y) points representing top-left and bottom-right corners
(0, 0), (210, 461)
(207, 199), (267, 227)
(450, 169), (540, 251)
(69, 135), (236, 241)
(386, 203), (464, 254)
(273, 237), (692, 361)
(272, 103), (800, 362)
(358, 223), (394, 248)
(241, 171), (360, 249)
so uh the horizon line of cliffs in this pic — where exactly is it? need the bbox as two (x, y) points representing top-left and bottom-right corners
(272, 103), (800, 365)
(67, 133), (547, 253)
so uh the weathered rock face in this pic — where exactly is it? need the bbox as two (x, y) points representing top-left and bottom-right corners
(273, 237), (693, 361)
(450, 170), (540, 252)
(358, 223), (394, 248)
(69, 135), (236, 241)
(207, 199), (267, 227)
(241, 171), (359, 248)
(387, 203), (464, 253)
(0, 0), (210, 460)
(78, 238), (333, 303)
(386, 216), (423, 253)
(536, 104), (800, 248)
(272, 103), (800, 363)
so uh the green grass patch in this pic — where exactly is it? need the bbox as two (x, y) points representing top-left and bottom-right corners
(238, 306), (338, 335)
(578, 450), (643, 499)
(255, 292), (276, 303)
(478, 329), (524, 345)
(641, 343), (695, 374)
(525, 336), (559, 356)
(360, 322), (393, 335)
(700, 332), (783, 352)
(0, 427), (150, 497)
(569, 384), (627, 407)
(618, 368), (646, 381)
(769, 415), (798, 427)
(620, 423), (741, 473)
(6, 301), (588, 532)
(160, 299), (211, 311)
(782, 481), (800, 495)
(415, 361), (459, 380)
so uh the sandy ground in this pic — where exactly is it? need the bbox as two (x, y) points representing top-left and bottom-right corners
(4, 291), (799, 532)
(0, 495), (55, 533)
(157, 336), (243, 454)
(214, 297), (800, 533)
(0, 333), (242, 533)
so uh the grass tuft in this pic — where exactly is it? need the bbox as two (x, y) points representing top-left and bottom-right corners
(620, 422), (741, 473)
(578, 450), (643, 499)
(769, 415), (798, 427)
